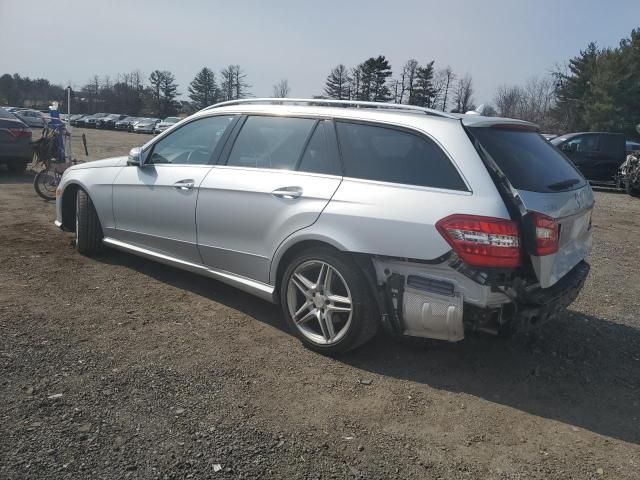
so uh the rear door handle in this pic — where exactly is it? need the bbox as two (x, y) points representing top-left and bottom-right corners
(271, 186), (303, 199)
(174, 179), (195, 190)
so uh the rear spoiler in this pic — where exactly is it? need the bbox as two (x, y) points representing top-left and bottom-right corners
(460, 115), (539, 131)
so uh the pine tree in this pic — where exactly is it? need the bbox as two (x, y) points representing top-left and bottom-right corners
(356, 56), (392, 102)
(553, 43), (599, 131)
(411, 61), (436, 107)
(188, 67), (218, 109)
(324, 64), (351, 100)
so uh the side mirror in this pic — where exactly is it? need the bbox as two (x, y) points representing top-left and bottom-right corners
(127, 147), (144, 166)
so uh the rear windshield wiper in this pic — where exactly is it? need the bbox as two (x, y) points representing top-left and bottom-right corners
(547, 178), (581, 191)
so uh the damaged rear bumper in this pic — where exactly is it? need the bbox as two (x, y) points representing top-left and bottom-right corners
(507, 260), (590, 333)
(372, 257), (590, 341)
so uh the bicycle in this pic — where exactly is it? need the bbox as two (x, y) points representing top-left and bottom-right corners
(31, 121), (83, 200)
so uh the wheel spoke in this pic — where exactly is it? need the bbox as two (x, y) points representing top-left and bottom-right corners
(323, 265), (333, 292)
(294, 272), (314, 290)
(316, 263), (328, 289)
(295, 308), (316, 326)
(317, 309), (336, 341)
(327, 294), (351, 307)
(291, 274), (313, 298)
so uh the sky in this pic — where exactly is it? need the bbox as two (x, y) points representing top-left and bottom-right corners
(1, 0), (638, 105)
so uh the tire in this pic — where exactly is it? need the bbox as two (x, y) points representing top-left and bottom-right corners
(75, 189), (104, 255)
(280, 246), (379, 355)
(33, 169), (57, 200)
(7, 161), (27, 174)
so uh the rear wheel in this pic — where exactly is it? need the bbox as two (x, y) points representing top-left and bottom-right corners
(75, 189), (104, 255)
(280, 247), (379, 355)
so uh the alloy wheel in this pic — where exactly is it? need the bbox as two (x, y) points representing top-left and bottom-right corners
(286, 260), (353, 345)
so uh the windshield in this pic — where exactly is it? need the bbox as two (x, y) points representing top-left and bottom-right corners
(165, 117), (180, 123)
(469, 127), (587, 193)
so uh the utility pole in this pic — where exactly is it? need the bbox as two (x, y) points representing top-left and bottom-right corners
(67, 86), (72, 116)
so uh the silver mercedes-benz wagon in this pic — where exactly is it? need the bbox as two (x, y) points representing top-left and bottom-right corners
(55, 98), (593, 354)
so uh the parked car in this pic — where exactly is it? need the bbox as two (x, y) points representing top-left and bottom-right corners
(96, 114), (127, 129)
(154, 116), (180, 134)
(83, 113), (109, 128)
(626, 140), (640, 154)
(133, 118), (160, 134)
(551, 132), (626, 185)
(0, 107), (32, 173)
(115, 116), (141, 132)
(69, 114), (88, 126)
(55, 99), (593, 355)
(13, 109), (46, 129)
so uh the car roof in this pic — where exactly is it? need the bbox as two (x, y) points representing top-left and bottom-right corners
(193, 99), (538, 131)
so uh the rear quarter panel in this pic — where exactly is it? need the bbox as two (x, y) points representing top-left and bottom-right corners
(270, 119), (510, 282)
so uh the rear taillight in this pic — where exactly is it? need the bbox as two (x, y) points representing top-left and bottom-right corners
(436, 214), (521, 268)
(8, 128), (31, 139)
(531, 212), (559, 256)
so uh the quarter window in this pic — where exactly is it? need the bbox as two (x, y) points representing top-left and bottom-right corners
(336, 121), (466, 190)
(148, 115), (235, 165)
(227, 116), (316, 170)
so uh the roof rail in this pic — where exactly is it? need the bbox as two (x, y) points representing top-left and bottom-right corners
(201, 98), (459, 119)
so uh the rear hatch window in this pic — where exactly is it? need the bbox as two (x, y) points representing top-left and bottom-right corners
(469, 127), (586, 193)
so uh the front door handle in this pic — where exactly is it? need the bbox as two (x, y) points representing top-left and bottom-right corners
(271, 186), (303, 199)
(174, 179), (195, 190)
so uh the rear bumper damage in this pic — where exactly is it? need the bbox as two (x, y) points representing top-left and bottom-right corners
(372, 257), (590, 341)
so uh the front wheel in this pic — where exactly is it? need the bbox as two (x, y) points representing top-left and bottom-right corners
(280, 247), (379, 355)
(33, 168), (58, 200)
(75, 189), (104, 255)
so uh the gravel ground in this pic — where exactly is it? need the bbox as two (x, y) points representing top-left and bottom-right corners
(0, 129), (639, 479)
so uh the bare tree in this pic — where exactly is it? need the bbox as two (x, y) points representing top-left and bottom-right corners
(438, 67), (455, 112)
(399, 59), (419, 104)
(220, 65), (251, 101)
(453, 74), (474, 113)
(494, 84), (524, 118)
(272, 79), (291, 98)
(494, 76), (557, 130)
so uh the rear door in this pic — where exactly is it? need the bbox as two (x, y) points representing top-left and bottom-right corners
(196, 116), (342, 283)
(469, 125), (594, 288)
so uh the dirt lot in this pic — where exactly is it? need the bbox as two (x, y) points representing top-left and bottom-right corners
(1, 128), (639, 479)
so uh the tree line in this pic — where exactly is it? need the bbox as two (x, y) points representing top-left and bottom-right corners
(0, 65), (252, 118)
(0, 27), (637, 135)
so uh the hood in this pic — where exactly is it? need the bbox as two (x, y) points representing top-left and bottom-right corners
(70, 156), (127, 170)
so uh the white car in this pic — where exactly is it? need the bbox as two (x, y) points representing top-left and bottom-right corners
(133, 118), (160, 134)
(55, 98), (593, 355)
(154, 116), (180, 134)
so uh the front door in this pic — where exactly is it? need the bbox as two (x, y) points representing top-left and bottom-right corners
(196, 116), (343, 283)
(112, 115), (237, 264)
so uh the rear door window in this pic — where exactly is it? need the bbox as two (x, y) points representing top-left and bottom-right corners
(335, 121), (466, 190)
(297, 121), (342, 176)
(227, 116), (316, 170)
(469, 127), (587, 193)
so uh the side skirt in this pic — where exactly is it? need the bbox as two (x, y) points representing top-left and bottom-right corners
(102, 237), (276, 303)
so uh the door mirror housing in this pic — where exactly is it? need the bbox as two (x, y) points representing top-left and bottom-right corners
(127, 147), (144, 166)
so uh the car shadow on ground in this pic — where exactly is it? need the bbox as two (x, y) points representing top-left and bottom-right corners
(98, 250), (640, 445)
